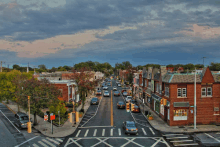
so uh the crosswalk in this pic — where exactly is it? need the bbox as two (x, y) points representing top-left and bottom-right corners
(29, 137), (63, 147)
(74, 127), (155, 137)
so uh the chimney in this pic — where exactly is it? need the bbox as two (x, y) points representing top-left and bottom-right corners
(160, 65), (167, 77)
(148, 67), (153, 79)
(152, 68), (159, 80)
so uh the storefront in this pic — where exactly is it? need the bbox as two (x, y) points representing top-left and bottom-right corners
(173, 102), (189, 121)
(152, 94), (161, 114)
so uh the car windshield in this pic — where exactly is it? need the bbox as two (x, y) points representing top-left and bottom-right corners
(124, 92), (127, 94)
(105, 91), (109, 93)
(97, 90), (101, 92)
(118, 102), (124, 105)
(115, 91), (119, 93)
(127, 124), (135, 127)
(92, 98), (98, 101)
(20, 116), (28, 121)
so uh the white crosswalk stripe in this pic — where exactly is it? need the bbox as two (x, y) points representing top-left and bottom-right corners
(142, 128), (147, 135)
(84, 129), (89, 137)
(118, 128), (121, 136)
(46, 137), (60, 145)
(76, 130), (81, 137)
(32, 144), (39, 147)
(55, 138), (63, 142)
(93, 129), (97, 136)
(42, 139), (56, 147)
(102, 129), (105, 136)
(149, 127), (155, 135)
(110, 129), (113, 136)
(38, 141), (48, 147)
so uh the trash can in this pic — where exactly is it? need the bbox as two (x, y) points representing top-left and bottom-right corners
(145, 111), (148, 116)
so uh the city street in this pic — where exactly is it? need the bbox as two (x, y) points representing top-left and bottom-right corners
(60, 79), (169, 147)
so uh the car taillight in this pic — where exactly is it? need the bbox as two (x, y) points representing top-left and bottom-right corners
(126, 129), (128, 131)
(136, 128), (138, 131)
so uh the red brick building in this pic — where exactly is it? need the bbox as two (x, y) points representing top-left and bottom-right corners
(157, 67), (220, 126)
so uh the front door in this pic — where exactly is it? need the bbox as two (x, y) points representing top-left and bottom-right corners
(164, 106), (168, 121)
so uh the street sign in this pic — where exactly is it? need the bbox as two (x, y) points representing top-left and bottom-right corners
(44, 115), (48, 121)
(190, 106), (194, 107)
(50, 113), (53, 116)
(50, 115), (55, 120)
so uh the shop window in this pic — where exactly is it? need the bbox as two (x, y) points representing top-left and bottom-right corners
(173, 109), (188, 121)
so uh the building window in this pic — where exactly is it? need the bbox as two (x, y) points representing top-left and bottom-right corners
(177, 88), (181, 97)
(165, 87), (169, 97)
(173, 109), (188, 121)
(145, 80), (147, 88)
(207, 87), (212, 96)
(159, 85), (162, 94)
(182, 88), (186, 97)
(201, 87), (206, 97)
(156, 83), (159, 92)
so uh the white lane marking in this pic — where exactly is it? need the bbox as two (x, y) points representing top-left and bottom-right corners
(84, 129), (89, 137)
(149, 127), (155, 135)
(75, 130), (81, 137)
(0, 110), (20, 133)
(32, 144), (39, 147)
(110, 128), (113, 136)
(205, 133), (220, 143)
(93, 129), (97, 136)
(151, 138), (162, 147)
(14, 136), (39, 147)
(56, 138), (63, 142)
(118, 128), (121, 136)
(46, 137), (60, 145)
(91, 138), (113, 147)
(121, 138), (137, 147)
(142, 128), (147, 135)
(102, 129), (105, 136)
(64, 138), (82, 147)
(42, 139), (56, 147)
(38, 141), (48, 147)
(78, 126), (112, 128)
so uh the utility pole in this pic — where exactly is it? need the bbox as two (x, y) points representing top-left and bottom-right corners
(194, 67), (197, 130)
(202, 57), (206, 67)
(1, 61), (5, 72)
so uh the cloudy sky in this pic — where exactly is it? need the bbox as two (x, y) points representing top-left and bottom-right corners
(0, 0), (220, 69)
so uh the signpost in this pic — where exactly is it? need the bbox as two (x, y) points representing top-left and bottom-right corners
(50, 113), (55, 134)
(44, 114), (48, 134)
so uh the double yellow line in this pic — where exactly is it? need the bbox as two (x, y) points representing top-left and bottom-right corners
(111, 90), (113, 126)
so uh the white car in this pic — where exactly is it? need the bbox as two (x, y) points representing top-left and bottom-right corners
(126, 96), (132, 103)
(103, 91), (110, 97)
(117, 83), (121, 87)
(113, 86), (117, 91)
(103, 86), (108, 90)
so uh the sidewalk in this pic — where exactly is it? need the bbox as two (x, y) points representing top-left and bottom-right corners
(2, 92), (96, 138)
(136, 98), (220, 133)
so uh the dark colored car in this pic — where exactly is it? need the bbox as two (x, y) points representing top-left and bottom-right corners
(114, 91), (120, 96)
(117, 101), (125, 109)
(14, 112), (33, 129)
(123, 91), (128, 97)
(96, 90), (102, 95)
(91, 97), (99, 105)
(123, 121), (138, 135)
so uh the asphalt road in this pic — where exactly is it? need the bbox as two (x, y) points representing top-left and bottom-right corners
(60, 78), (169, 147)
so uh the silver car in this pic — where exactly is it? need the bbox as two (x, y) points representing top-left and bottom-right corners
(123, 121), (138, 135)
(103, 86), (108, 90)
(14, 112), (33, 129)
(103, 90), (110, 97)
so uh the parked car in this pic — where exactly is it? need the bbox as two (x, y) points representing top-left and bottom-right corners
(103, 86), (108, 90)
(103, 90), (110, 97)
(126, 96), (132, 103)
(91, 97), (99, 105)
(96, 90), (102, 95)
(117, 101), (125, 109)
(14, 112), (33, 129)
(123, 121), (138, 135)
(113, 86), (117, 91)
(114, 91), (120, 96)
(117, 83), (121, 87)
(123, 91), (128, 97)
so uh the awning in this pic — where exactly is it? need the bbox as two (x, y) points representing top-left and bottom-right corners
(151, 93), (162, 102)
(174, 102), (190, 107)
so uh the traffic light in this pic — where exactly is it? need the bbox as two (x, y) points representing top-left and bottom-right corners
(28, 96), (30, 100)
(163, 99), (167, 105)
(131, 103), (135, 112)
(160, 99), (163, 105)
(126, 103), (130, 111)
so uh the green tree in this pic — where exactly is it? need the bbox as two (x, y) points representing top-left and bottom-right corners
(209, 62), (220, 71)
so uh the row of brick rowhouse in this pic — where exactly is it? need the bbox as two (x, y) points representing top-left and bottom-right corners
(129, 66), (220, 126)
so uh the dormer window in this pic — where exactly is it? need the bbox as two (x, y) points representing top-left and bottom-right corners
(201, 87), (212, 97)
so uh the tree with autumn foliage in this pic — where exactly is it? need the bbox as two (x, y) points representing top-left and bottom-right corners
(18, 77), (61, 125)
(68, 67), (98, 111)
(126, 65), (137, 97)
